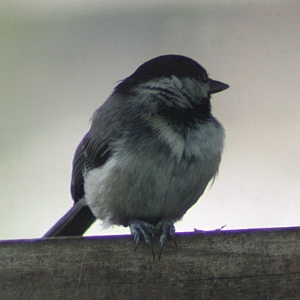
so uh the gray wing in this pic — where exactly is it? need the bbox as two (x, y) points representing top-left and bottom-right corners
(70, 132), (111, 201)
(44, 94), (128, 237)
(70, 95), (127, 202)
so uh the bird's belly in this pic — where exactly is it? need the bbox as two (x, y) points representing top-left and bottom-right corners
(84, 120), (224, 227)
(84, 149), (221, 227)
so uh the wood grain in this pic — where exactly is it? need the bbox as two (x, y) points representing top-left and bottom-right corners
(1, 227), (300, 299)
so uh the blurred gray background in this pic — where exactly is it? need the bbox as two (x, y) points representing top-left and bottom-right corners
(1, 0), (299, 239)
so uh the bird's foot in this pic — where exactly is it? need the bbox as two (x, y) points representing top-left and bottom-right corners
(155, 218), (177, 260)
(129, 218), (156, 260)
(129, 218), (177, 260)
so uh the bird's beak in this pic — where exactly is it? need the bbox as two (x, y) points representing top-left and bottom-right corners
(208, 79), (229, 94)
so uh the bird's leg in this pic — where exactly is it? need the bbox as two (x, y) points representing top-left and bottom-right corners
(155, 219), (177, 260)
(129, 218), (156, 259)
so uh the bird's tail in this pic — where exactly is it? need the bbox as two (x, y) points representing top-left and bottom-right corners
(43, 199), (96, 237)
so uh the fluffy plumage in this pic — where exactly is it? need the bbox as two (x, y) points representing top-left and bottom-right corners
(44, 55), (229, 257)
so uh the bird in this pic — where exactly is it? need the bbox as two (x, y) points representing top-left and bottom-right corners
(43, 54), (229, 259)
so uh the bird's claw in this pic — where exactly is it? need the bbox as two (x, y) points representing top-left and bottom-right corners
(129, 218), (177, 260)
(129, 219), (156, 259)
(156, 219), (177, 260)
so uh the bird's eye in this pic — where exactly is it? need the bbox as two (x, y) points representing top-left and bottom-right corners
(199, 72), (208, 83)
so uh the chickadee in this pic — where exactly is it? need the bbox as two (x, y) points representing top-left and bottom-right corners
(44, 55), (229, 259)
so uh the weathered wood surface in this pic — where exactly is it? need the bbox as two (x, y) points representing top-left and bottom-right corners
(1, 227), (300, 300)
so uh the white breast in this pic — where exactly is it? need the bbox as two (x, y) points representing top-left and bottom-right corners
(84, 119), (224, 227)
(152, 117), (224, 163)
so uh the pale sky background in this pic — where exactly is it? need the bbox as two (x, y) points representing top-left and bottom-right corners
(1, 0), (299, 240)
